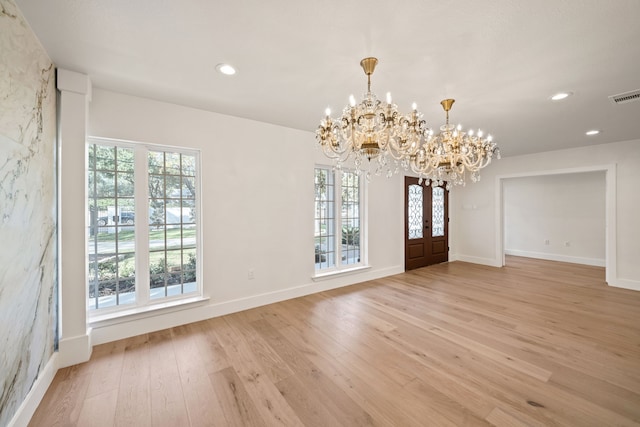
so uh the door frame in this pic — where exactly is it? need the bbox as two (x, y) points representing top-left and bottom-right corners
(495, 164), (616, 285)
(404, 176), (449, 270)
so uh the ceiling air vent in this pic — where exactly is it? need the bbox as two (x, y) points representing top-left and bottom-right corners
(608, 89), (640, 105)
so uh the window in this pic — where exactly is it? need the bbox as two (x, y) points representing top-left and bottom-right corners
(314, 166), (364, 273)
(87, 140), (200, 312)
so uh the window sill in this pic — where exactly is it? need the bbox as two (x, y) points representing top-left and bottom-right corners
(312, 265), (371, 281)
(88, 295), (210, 329)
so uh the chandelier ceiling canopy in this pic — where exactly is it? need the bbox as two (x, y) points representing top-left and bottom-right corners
(316, 57), (500, 187)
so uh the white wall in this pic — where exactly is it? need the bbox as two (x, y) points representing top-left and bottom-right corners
(503, 172), (606, 266)
(451, 139), (640, 290)
(83, 88), (405, 344)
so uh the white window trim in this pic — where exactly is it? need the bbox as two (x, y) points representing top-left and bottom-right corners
(86, 137), (203, 319)
(313, 165), (368, 278)
(88, 295), (210, 328)
(312, 265), (371, 281)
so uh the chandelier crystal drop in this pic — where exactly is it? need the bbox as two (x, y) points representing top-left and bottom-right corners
(316, 58), (500, 186)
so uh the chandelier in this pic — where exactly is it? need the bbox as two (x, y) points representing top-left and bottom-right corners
(316, 58), (500, 187)
(315, 57), (428, 180)
(409, 99), (500, 187)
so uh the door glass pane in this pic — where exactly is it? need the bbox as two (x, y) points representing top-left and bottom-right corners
(408, 184), (423, 239)
(432, 186), (445, 237)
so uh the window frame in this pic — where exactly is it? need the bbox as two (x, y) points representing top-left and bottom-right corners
(314, 165), (367, 277)
(86, 137), (203, 318)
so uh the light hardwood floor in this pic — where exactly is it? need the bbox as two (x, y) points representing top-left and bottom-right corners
(29, 257), (640, 426)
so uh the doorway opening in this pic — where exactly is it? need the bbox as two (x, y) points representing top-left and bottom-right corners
(496, 165), (616, 284)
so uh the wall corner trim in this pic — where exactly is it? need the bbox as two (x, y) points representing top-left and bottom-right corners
(57, 333), (92, 368)
(56, 68), (92, 99)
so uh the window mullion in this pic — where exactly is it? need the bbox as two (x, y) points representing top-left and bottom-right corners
(334, 169), (342, 267)
(360, 174), (367, 266)
(135, 146), (150, 305)
(89, 144), (99, 309)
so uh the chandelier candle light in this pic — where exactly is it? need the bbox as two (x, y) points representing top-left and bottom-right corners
(316, 58), (500, 187)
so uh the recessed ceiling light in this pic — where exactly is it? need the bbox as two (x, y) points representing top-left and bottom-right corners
(585, 129), (601, 136)
(550, 92), (572, 101)
(216, 63), (236, 76)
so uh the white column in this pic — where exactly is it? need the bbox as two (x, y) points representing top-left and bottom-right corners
(57, 69), (92, 367)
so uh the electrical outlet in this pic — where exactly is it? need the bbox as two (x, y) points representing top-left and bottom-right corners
(544, 239), (550, 245)
(248, 269), (255, 279)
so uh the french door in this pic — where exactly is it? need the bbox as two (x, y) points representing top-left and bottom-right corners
(404, 176), (448, 270)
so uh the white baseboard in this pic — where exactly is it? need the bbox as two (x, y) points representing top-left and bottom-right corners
(608, 277), (640, 291)
(452, 254), (502, 268)
(57, 333), (92, 368)
(504, 249), (605, 267)
(8, 353), (59, 427)
(91, 265), (404, 345)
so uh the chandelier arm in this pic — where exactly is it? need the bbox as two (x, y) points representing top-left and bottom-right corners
(478, 153), (494, 169)
(460, 152), (482, 169)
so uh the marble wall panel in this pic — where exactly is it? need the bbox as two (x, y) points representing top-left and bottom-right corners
(0, 0), (57, 425)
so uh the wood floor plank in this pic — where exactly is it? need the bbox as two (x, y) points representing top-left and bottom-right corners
(274, 373), (346, 427)
(548, 366), (640, 421)
(279, 331), (415, 427)
(28, 366), (91, 427)
(251, 318), (376, 426)
(147, 329), (190, 427)
(210, 316), (305, 426)
(403, 377), (491, 426)
(370, 283), (640, 394)
(229, 310), (296, 383)
(209, 367), (267, 427)
(171, 324), (226, 426)
(189, 319), (232, 375)
(486, 406), (547, 427)
(75, 389), (118, 427)
(363, 297), (554, 382)
(114, 334), (152, 427)
(28, 257), (640, 426)
(84, 340), (126, 399)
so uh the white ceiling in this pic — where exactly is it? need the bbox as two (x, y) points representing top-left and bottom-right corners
(14, 0), (640, 157)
